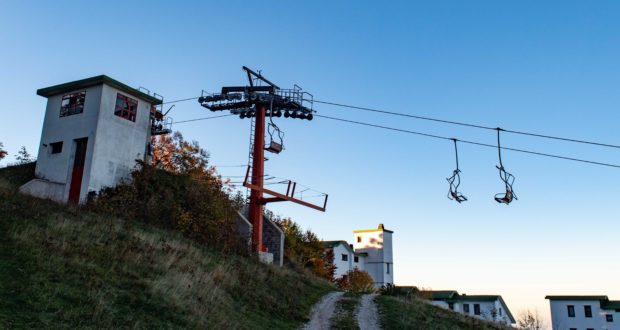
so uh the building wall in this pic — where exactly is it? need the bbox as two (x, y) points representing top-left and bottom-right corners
(353, 229), (393, 287)
(353, 255), (365, 271)
(332, 244), (353, 278)
(549, 300), (618, 330)
(33, 85), (103, 202)
(88, 84), (152, 197)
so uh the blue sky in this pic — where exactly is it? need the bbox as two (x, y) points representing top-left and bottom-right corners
(2, 0), (619, 322)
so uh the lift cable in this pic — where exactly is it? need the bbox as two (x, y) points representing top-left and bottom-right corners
(174, 114), (234, 124)
(314, 100), (620, 150)
(314, 114), (620, 169)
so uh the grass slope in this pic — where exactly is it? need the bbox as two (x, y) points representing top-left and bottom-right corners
(377, 296), (512, 330)
(0, 164), (332, 329)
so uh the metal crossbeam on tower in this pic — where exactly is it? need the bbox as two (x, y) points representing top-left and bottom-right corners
(198, 66), (328, 253)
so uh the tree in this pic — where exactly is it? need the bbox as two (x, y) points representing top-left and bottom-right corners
(151, 132), (209, 174)
(0, 142), (7, 163)
(517, 309), (546, 330)
(335, 268), (375, 293)
(15, 146), (33, 164)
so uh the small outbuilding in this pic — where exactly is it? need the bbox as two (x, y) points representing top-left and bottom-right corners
(20, 75), (168, 204)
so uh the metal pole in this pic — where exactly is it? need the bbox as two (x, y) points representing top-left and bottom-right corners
(249, 103), (266, 252)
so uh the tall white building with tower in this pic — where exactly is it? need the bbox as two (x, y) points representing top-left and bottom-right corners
(20, 75), (170, 204)
(323, 223), (394, 287)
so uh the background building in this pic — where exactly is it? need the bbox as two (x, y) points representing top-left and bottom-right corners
(20, 75), (166, 204)
(323, 223), (393, 287)
(546, 295), (620, 330)
(429, 290), (515, 326)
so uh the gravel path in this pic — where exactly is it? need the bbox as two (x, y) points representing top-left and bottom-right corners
(357, 293), (381, 330)
(301, 291), (344, 330)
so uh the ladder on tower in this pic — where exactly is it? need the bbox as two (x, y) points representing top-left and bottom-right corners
(246, 118), (255, 199)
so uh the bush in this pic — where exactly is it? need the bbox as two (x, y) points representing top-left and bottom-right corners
(336, 269), (375, 293)
(87, 161), (245, 254)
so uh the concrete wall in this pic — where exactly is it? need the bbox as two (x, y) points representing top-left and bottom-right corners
(262, 218), (284, 267)
(549, 300), (618, 330)
(33, 85), (103, 202)
(88, 84), (152, 196)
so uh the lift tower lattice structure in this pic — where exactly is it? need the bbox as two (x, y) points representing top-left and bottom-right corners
(199, 66), (328, 253)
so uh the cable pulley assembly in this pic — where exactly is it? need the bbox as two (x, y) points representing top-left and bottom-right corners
(446, 139), (467, 203)
(494, 128), (517, 204)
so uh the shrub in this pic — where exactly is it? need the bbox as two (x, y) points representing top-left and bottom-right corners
(87, 161), (245, 254)
(336, 269), (375, 293)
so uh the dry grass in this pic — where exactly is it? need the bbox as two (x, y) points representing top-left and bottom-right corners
(0, 164), (333, 329)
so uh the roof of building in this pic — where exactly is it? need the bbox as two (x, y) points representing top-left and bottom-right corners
(545, 295), (608, 301)
(429, 290), (459, 300)
(37, 75), (162, 105)
(321, 240), (354, 253)
(354, 252), (368, 257)
(545, 295), (620, 311)
(353, 223), (394, 234)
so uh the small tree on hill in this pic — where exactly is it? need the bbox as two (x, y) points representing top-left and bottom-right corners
(15, 146), (33, 164)
(0, 142), (7, 163)
(336, 268), (375, 293)
(517, 309), (546, 330)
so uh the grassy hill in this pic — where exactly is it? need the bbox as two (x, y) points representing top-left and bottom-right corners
(0, 163), (332, 329)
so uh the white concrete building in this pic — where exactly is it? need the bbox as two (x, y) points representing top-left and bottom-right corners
(429, 290), (515, 326)
(322, 223), (393, 288)
(20, 75), (167, 204)
(546, 295), (620, 330)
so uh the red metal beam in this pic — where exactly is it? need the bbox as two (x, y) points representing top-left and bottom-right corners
(249, 104), (266, 252)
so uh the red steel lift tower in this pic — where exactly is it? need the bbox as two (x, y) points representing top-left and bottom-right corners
(199, 67), (328, 252)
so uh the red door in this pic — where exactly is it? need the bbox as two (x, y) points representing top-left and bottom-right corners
(68, 138), (88, 204)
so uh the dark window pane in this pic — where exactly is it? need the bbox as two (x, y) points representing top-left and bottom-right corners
(341, 254), (348, 261)
(60, 91), (85, 117)
(585, 305), (592, 318)
(463, 304), (470, 313)
(607, 314), (614, 322)
(114, 93), (138, 122)
(354, 256), (359, 263)
(50, 141), (63, 154)
(474, 304), (481, 315)
(567, 305), (575, 317)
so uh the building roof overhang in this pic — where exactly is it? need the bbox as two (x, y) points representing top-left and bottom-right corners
(37, 75), (162, 105)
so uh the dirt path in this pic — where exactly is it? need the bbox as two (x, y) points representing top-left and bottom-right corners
(356, 293), (380, 330)
(301, 291), (344, 330)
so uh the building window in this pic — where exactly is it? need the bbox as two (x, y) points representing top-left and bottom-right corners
(463, 304), (469, 313)
(386, 263), (390, 274)
(60, 91), (85, 117)
(567, 305), (575, 317)
(448, 302), (454, 310)
(607, 314), (614, 322)
(584, 305), (592, 318)
(341, 254), (348, 261)
(569, 328), (576, 330)
(50, 141), (63, 154)
(354, 256), (359, 263)
(357, 236), (361, 243)
(114, 93), (138, 122)
(499, 307), (502, 316)
(474, 304), (481, 315)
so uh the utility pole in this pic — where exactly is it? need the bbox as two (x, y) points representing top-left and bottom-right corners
(199, 67), (328, 253)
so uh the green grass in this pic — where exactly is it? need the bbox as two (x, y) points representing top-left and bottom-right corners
(330, 292), (361, 330)
(0, 164), (333, 329)
(377, 296), (512, 330)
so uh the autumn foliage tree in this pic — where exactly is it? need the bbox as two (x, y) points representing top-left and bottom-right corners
(335, 268), (375, 293)
(151, 132), (209, 174)
(0, 142), (7, 163)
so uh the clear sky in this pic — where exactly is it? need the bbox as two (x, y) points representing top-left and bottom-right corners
(2, 0), (619, 324)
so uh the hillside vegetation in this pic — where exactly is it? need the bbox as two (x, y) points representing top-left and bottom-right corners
(377, 295), (512, 330)
(0, 163), (332, 329)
